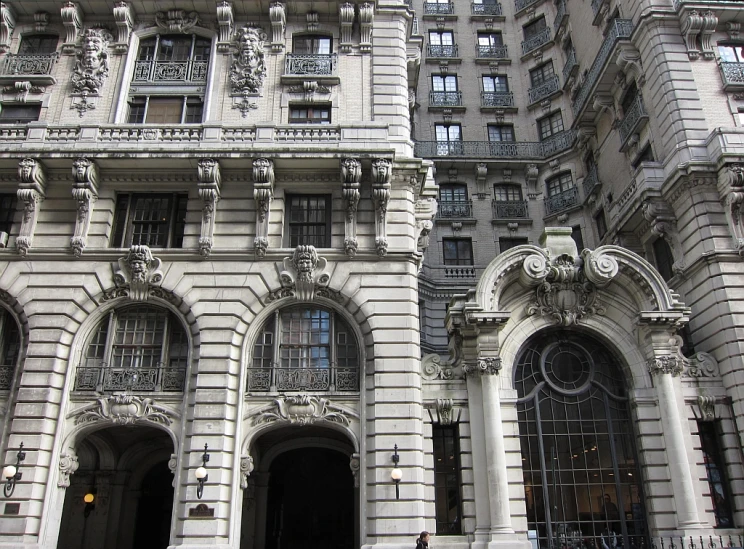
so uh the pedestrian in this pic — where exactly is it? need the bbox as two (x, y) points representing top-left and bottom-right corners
(416, 531), (430, 549)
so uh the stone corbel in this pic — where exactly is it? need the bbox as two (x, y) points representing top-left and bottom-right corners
(307, 12), (319, 32)
(474, 163), (487, 196)
(155, 10), (199, 34)
(240, 454), (254, 489)
(34, 11), (49, 32)
(114, 245), (164, 301)
(252, 158), (275, 258)
(371, 158), (392, 256)
(616, 46), (643, 86)
(696, 393), (716, 421)
(699, 11), (717, 60)
(727, 22), (741, 41)
(720, 163), (744, 255)
(680, 10), (703, 60)
(576, 126), (597, 155)
(359, 3), (374, 53)
(525, 163), (539, 199)
(269, 3), (286, 52)
(0, 2), (15, 54)
(113, 1), (134, 54)
(593, 94), (615, 122)
(58, 451), (79, 488)
(642, 198), (685, 274)
(279, 245), (330, 301)
(197, 158), (222, 258)
(430, 398), (460, 425)
(70, 158), (99, 257)
(339, 3), (355, 53)
(341, 158), (362, 257)
(349, 453), (360, 487)
(16, 158), (47, 256)
(61, 2), (83, 54)
(216, 1), (234, 52)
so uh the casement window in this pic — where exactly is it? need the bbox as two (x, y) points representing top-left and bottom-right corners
(443, 238), (474, 265)
(488, 124), (514, 142)
(17, 34), (59, 54)
(429, 30), (454, 46)
(493, 184), (523, 202)
(0, 104), (41, 124)
(127, 96), (203, 124)
(537, 111), (564, 141)
(289, 105), (331, 124)
(546, 172), (573, 197)
(523, 17), (547, 40)
(719, 44), (744, 62)
(652, 237), (675, 281)
(595, 208), (607, 239)
(482, 75), (508, 93)
(0, 308), (20, 390)
(432, 75), (458, 92)
(698, 422), (735, 528)
(433, 424), (463, 534)
(435, 124), (463, 155)
(292, 35), (332, 54)
(529, 62), (555, 87)
(286, 195), (331, 248)
(440, 184), (467, 203)
(111, 193), (188, 248)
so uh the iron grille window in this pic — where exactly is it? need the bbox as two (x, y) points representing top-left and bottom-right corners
(698, 421), (735, 528)
(75, 306), (188, 392)
(287, 195), (331, 248)
(499, 237), (528, 253)
(483, 75), (508, 93)
(18, 34), (59, 54)
(433, 424), (463, 534)
(516, 333), (649, 549)
(292, 35), (332, 54)
(488, 125), (515, 142)
(571, 225), (584, 252)
(432, 75), (458, 92)
(547, 173), (573, 197)
(111, 193), (188, 248)
(0, 104), (41, 123)
(530, 62), (555, 87)
(494, 184), (523, 201)
(523, 17), (547, 41)
(440, 184), (468, 202)
(0, 193), (16, 236)
(0, 308), (20, 390)
(127, 96), (203, 124)
(443, 238), (473, 265)
(652, 237), (674, 281)
(248, 306), (360, 392)
(538, 111), (564, 141)
(289, 105), (331, 124)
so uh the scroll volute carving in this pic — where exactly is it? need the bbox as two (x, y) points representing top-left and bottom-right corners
(113, 1), (134, 53)
(216, 1), (234, 52)
(197, 158), (222, 258)
(70, 157), (99, 257)
(61, 2), (83, 53)
(371, 158), (392, 257)
(341, 158), (362, 257)
(269, 3), (286, 52)
(721, 163), (744, 256)
(253, 158), (275, 258)
(359, 3), (374, 53)
(16, 158), (47, 256)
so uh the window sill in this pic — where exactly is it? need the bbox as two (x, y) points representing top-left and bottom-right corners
(280, 74), (340, 86)
(0, 74), (56, 86)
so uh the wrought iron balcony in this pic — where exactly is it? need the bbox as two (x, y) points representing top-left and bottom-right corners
(415, 130), (576, 159)
(284, 53), (337, 76)
(133, 59), (208, 83)
(471, 1), (503, 15)
(562, 48), (578, 84)
(427, 44), (459, 58)
(492, 199), (529, 219)
(476, 44), (508, 59)
(720, 62), (744, 90)
(515, 0), (542, 12)
(572, 19), (634, 116)
(618, 95), (649, 150)
(481, 91), (514, 108)
(424, 2), (455, 14)
(522, 28), (552, 56)
(545, 186), (579, 216)
(583, 164), (599, 198)
(592, 0), (609, 18)
(528, 74), (560, 104)
(430, 91), (463, 107)
(1, 53), (58, 77)
(438, 200), (473, 218)
(554, 0), (568, 33)
(541, 129), (577, 156)
(74, 362), (186, 392)
(247, 365), (359, 392)
(0, 366), (12, 390)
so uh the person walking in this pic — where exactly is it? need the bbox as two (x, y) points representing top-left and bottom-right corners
(416, 531), (430, 549)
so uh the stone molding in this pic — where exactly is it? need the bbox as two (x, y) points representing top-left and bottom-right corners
(16, 158), (47, 256)
(70, 394), (178, 426)
(155, 9), (199, 33)
(216, 1), (234, 52)
(70, 157), (99, 257)
(197, 158), (222, 258)
(114, 245), (164, 301)
(61, 2), (83, 53)
(371, 158), (392, 256)
(341, 158), (361, 257)
(252, 158), (275, 257)
(253, 395), (352, 426)
(279, 245), (330, 301)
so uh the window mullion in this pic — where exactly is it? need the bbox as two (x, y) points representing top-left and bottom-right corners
(101, 311), (117, 391)
(330, 313), (336, 391)
(150, 35), (161, 81)
(271, 312), (279, 391)
(123, 194), (135, 246)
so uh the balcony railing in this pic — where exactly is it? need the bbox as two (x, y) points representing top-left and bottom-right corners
(492, 199), (529, 219)
(515, 0), (541, 12)
(720, 62), (744, 90)
(471, 1), (503, 15)
(481, 91), (514, 107)
(583, 164), (599, 198)
(545, 186), (579, 215)
(424, 2), (455, 14)
(0, 366), (12, 390)
(476, 44), (509, 59)
(428, 44), (459, 58)
(562, 48), (578, 83)
(445, 266), (476, 278)
(284, 53), (337, 76)
(554, 0), (568, 33)
(438, 200), (473, 218)
(247, 365), (359, 391)
(133, 59), (208, 83)
(74, 362), (186, 392)
(416, 130), (576, 159)
(522, 28), (552, 56)
(541, 129), (577, 156)
(618, 95), (649, 147)
(1, 53), (58, 76)
(528, 74), (560, 104)
(430, 91), (463, 107)
(572, 19), (634, 116)
(592, 0), (609, 17)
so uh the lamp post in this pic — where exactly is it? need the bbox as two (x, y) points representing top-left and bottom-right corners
(2, 442), (25, 497)
(195, 443), (210, 499)
(391, 444), (402, 500)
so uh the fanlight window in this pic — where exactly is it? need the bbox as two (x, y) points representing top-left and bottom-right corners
(0, 308), (20, 390)
(248, 307), (359, 392)
(75, 306), (188, 392)
(515, 333), (648, 549)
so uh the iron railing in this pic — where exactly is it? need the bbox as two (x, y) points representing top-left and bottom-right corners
(618, 95), (649, 144)
(545, 186), (579, 215)
(522, 28), (552, 56)
(562, 47), (578, 83)
(471, 1), (503, 15)
(444, 266), (476, 278)
(0, 366), (12, 390)
(416, 130), (575, 159)
(492, 200), (529, 219)
(430, 91), (463, 107)
(1, 53), (58, 76)
(572, 19), (634, 116)
(481, 91), (514, 107)
(515, 0), (541, 12)
(246, 365), (359, 392)
(133, 59), (208, 83)
(528, 74), (560, 104)
(438, 200), (473, 218)
(284, 53), (337, 76)
(74, 362), (186, 392)
(476, 44), (509, 59)
(554, 0), (568, 33)
(720, 62), (744, 89)
(592, 0), (608, 17)
(541, 129), (577, 156)
(424, 2), (455, 14)
(582, 164), (599, 198)
(427, 44), (459, 58)
(654, 535), (744, 549)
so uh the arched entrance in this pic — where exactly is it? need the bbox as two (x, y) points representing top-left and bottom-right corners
(57, 425), (175, 549)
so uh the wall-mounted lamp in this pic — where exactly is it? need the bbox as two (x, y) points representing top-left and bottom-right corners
(2, 442), (25, 498)
(195, 443), (210, 500)
(83, 491), (95, 517)
(391, 444), (402, 500)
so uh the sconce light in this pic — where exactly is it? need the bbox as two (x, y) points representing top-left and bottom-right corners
(83, 491), (95, 517)
(2, 442), (25, 498)
(391, 444), (402, 500)
(195, 443), (210, 500)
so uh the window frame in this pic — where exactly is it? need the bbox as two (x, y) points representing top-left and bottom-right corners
(546, 172), (573, 197)
(595, 208), (608, 239)
(111, 192), (188, 249)
(288, 104), (332, 125)
(718, 44), (744, 63)
(292, 34), (333, 54)
(17, 33), (59, 55)
(442, 237), (474, 265)
(529, 61), (555, 87)
(432, 74), (458, 92)
(537, 111), (564, 141)
(493, 184), (523, 202)
(127, 96), (204, 124)
(482, 75), (509, 93)
(477, 32), (503, 47)
(523, 16), (547, 40)
(697, 421), (735, 528)
(433, 423), (464, 534)
(285, 194), (332, 248)
(429, 30), (455, 46)
(0, 103), (42, 124)
(0, 193), (17, 236)
(488, 124), (515, 142)
(652, 237), (675, 281)
(0, 307), (21, 390)
(499, 237), (528, 253)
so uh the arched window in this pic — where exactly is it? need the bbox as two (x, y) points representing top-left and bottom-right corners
(515, 333), (648, 549)
(75, 306), (188, 392)
(0, 308), (20, 390)
(248, 306), (359, 392)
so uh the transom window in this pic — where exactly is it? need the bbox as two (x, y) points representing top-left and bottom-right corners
(111, 193), (188, 248)
(0, 104), (41, 124)
(483, 75), (508, 93)
(293, 35), (332, 54)
(523, 17), (547, 40)
(432, 75), (458, 92)
(488, 124), (514, 142)
(494, 184), (523, 201)
(443, 238), (473, 265)
(538, 111), (564, 141)
(530, 62), (555, 87)
(287, 195), (331, 248)
(546, 173), (573, 197)
(17, 34), (58, 55)
(289, 105), (331, 124)
(249, 307), (359, 392)
(75, 306), (189, 392)
(0, 308), (20, 390)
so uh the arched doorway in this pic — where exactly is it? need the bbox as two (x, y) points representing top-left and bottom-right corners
(514, 332), (648, 549)
(57, 425), (175, 549)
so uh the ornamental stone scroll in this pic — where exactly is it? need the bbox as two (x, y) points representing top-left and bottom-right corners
(70, 157), (99, 257)
(61, 2), (83, 53)
(341, 158), (361, 257)
(198, 158), (221, 257)
(113, 2), (134, 53)
(720, 163), (744, 255)
(269, 3), (286, 52)
(359, 3), (374, 53)
(371, 158), (392, 256)
(216, 1), (234, 52)
(339, 3), (355, 53)
(253, 158), (275, 257)
(16, 158), (47, 256)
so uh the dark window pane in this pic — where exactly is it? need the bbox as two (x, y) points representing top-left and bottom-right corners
(499, 237), (528, 253)
(571, 225), (584, 252)
(494, 185), (522, 201)
(0, 194), (16, 236)
(443, 238), (473, 265)
(127, 98), (147, 123)
(433, 424), (462, 534)
(145, 98), (183, 124)
(18, 34), (58, 55)
(698, 422), (735, 528)
(111, 193), (187, 248)
(288, 195), (330, 247)
(293, 35), (332, 54)
(0, 104), (41, 123)
(523, 17), (547, 40)
(652, 237), (674, 281)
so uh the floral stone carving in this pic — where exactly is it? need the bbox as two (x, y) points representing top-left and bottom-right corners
(58, 451), (79, 488)
(279, 245), (330, 301)
(71, 394), (177, 426)
(254, 395), (351, 426)
(114, 245), (164, 301)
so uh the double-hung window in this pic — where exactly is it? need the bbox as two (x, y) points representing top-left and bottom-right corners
(286, 195), (331, 248)
(443, 238), (473, 265)
(435, 124), (463, 155)
(538, 111), (564, 141)
(111, 193), (188, 248)
(482, 75), (508, 93)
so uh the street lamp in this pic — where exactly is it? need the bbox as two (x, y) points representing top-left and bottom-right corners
(2, 442), (25, 497)
(391, 444), (402, 500)
(195, 443), (210, 499)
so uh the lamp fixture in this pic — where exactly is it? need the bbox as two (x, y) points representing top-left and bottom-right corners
(83, 491), (95, 517)
(391, 444), (402, 500)
(195, 443), (210, 499)
(2, 442), (25, 498)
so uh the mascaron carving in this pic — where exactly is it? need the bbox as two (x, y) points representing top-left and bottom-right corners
(71, 394), (177, 426)
(254, 395), (351, 426)
(280, 245), (330, 301)
(253, 158), (275, 257)
(71, 28), (111, 94)
(114, 245), (164, 301)
(230, 26), (267, 97)
(70, 157), (99, 256)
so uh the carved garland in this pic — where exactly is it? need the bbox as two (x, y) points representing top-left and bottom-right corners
(70, 157), (99, 256)
(197, 158), (221, 257)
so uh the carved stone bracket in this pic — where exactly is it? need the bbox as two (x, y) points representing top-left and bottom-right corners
(216, 1), (234, 52)
(463, 357), (502, 376)
(58, 451), (79, 488)
(70, 394), (178, 426)
(525, 163), (539, 198)
(616, 46), (644, 86)
(70, 157), (99, 257)
(61, 2), (83, 54)
(35, 11), (50, 32)
(421, 354), (455, 380)
(431, 398), (460, 426)
(269, 3), (286, 52)
(642, 198), (685, 274)
(114, 245), (164, 301)
(253, 395), (352, 426)
(647, 355), (684, 376)
(720, 164), (744, 255)
(0, 2), (15, 54)
(341, 158), (361, 257)
(415, 198), (437, 258)
(349, 453), (360, 487)
(252, 158), (275, 257)
(240, 454), (254, 489)
(230, 26), (267, 96)
(279, 245), (330, 301)
(371, 159), (392, 256)
(359, 3), (374, 53)
(339, 3), (355, 53)
(155, 10), (199, 33)
(197, 159), (222, 257)
(680, 10), (717, 60)
(113, 2), (134, 53)
(700, 11), (717, 60)
(16, 158), (47, 256)
(697, 393), (716, 421)
(474, 162), (487, 195)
